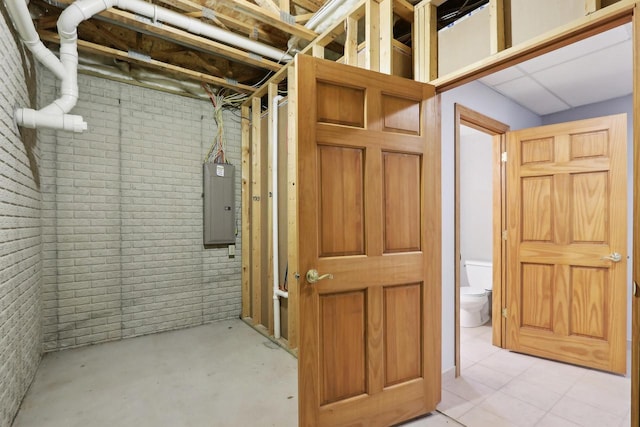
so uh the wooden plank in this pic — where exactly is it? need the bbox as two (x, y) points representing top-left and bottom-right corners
(312, 44), (325, 58)
(267, 83), (277, 336)
(286, 63), (299, 349)
(393, 0), (415, 23)
(379, 0), (394, 74)
(344, 15), (359, 66)
(156, 0), (299, 43)
(414, 0), (437, 82)
(366, 0), (381, 71)
(55, 0), (286, 66)
(211, 0), (318, 41)
(241, 105), (252, 319)
(490, 0), (506, 54)
(295, 12), (315, 23)
(585, 0), (602, 14)
(280, 0), (291, 14)
(251, 97), (263, 324)
(39, 31), (257, 93)
(433, 0), (636, 91)
(632, 5), (640, 425)
(293, 0), (322, 12)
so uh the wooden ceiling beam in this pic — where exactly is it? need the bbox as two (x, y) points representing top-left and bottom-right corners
(393, 0), (414, 23)
(203, 0), (318, 40)
(156, 0), (287, 45)
(52, 0), (284, 71)
(81, 20), (131, 51)
(90, 8), (283, 71)
(292, 0), (323, 12)
(39, 31), (256, 93)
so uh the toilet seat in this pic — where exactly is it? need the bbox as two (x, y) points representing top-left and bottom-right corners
(461, 287), (485, 297)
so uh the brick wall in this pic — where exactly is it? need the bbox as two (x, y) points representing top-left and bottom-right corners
(40, 71), (242, 351)
(0, 8), (43, 426)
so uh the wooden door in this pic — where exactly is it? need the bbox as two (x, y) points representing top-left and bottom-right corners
(506, 114), (627, 374)
(296, 55), (441, 426)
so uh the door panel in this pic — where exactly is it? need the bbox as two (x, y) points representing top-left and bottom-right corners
(506, 114), (627, 374)
(297, 55), (441, 426)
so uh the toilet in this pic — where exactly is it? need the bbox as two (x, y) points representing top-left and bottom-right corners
(460, 260), (493, 328)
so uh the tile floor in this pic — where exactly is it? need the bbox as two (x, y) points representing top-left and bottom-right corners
(436, 324), (631, 427)
(12, 320), (631, 426)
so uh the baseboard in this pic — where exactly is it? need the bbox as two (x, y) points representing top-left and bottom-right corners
(441, 366), (456, 383)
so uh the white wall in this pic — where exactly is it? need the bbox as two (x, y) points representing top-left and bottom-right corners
(0, 9), (43, 426)
(39, 70), (243, 351)
(542, 94), (634, 342)
(460, 127), (493, 288)
(440, 81), (541, 373)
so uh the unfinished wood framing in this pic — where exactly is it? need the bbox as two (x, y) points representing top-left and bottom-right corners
(632, 5), (640, 426)
(414, 0), (437, 82)
(250, 97), (263, 325)
(240, 3), (640, 383)
(241, 105), (251, 320)
(286, 63), (299, 350)
(489, 0), (506, 53)
(241, 0), (418, 350)
(267, 83), (277, 336)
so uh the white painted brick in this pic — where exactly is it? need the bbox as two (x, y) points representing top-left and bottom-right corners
(0, 14), (42, 427)
(40, 67), (242, 351)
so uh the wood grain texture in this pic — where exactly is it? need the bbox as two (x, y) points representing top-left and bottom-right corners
(384, 284), (422, 386)
(570, 130), (608, 159)
(521, 137), (554, 164)
(318, 146), (365, 256)
(251, 97), (263, 325)
(241, 105), (251, 319)
(507, 114), (627, 374)
(570, 266), (607, 339)
(521, 176), (553, 242)
(317, 83), (365, 127)
(571, 171), (607, 243)
(383, 152), (421, 253)
(320, 292), (367, 404)
(632, 8), (640, 426)
(297, 55), (439, 426)
(521, 263), (553, 330)
(287, 64), (299, 349)
(382, 95), (421, 135)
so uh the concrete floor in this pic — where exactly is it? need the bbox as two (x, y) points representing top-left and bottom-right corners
(14, 320), (298, 427)
(13, 319), (456, 427)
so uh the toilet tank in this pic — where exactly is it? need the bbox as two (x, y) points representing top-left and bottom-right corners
(465, 260), (493, 291)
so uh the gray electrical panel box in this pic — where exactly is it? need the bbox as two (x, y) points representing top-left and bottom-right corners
(203, 163), (235, 245)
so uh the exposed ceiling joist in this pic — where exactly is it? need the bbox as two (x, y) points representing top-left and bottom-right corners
(39, 30), (257, 93)
(155, 0), (288, 45)
(207, 0), (318, 40)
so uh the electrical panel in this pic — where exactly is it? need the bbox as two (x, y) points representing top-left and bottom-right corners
(203, 163), (235, 245)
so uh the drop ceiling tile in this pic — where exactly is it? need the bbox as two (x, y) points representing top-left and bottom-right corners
(492, 77), (570, 115)
(479, 66), (526, 86)
(532, 40), (632, 108)
(518, 23), (631, 74)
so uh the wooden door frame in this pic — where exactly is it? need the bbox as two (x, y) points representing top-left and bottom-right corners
(454, 104), (509, 376)
(446, 7), (639, 416)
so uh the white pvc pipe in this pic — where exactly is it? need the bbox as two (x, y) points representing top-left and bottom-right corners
(7, 0), (293, 133)
(272, 94), (287, 340)
(4, 0), (66, 80)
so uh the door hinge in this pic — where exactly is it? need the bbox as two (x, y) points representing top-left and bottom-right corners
(502, 230), (507, 240)
(502, 308), (508, 318)
(501, 152), (507, 162)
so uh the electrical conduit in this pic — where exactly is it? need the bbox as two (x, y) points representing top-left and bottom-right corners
(6, 0), (293, 133)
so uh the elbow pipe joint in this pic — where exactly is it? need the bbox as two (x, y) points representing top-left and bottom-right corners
(16, 108), (88, 133)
